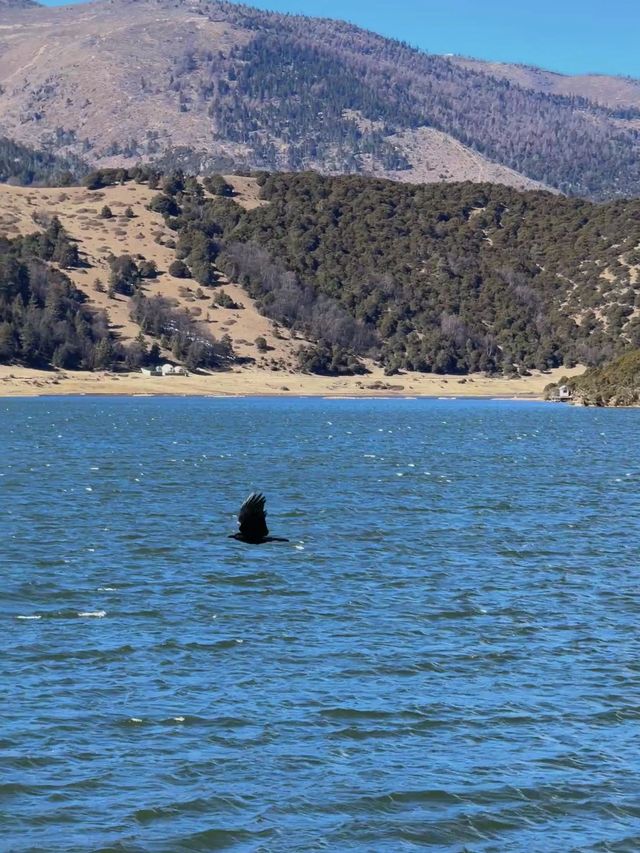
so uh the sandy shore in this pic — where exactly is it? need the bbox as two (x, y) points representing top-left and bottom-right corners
(0, 364), (584, 399)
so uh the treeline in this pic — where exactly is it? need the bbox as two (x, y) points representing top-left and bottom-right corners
(0, 137), (87, 187)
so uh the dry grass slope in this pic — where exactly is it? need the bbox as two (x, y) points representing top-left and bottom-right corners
(0, 176), (301, 367)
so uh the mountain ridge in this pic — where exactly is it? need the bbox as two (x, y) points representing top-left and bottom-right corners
(0, 0), (639, 198)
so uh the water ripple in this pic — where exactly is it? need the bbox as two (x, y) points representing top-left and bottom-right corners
(2, 397), (639, 852)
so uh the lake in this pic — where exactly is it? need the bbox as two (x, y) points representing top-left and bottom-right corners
(2, 396), (639, 852)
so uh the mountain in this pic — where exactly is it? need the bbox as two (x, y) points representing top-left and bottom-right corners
(1, 0), (640, 199)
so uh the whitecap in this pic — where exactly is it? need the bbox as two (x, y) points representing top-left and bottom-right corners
(295, 545), (304, 550)
(130, 717), (143, 723)
(173, 716), (185, 722)
(17, 615), (41, 620)
(78, 610), (106, 618)
(86, 486), (93, 492)
(97, 587), (117, 592)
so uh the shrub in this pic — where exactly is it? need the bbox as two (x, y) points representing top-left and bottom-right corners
(138, 260), (158, 279)
(148, 194), (180, 217)
(168, 259), (191, 278)
(203, 175), (234, 197)
(109, 254), (140, 296)
(213, 289), (240, 309)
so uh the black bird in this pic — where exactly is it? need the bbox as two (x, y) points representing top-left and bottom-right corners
(229, 492), (289, 544)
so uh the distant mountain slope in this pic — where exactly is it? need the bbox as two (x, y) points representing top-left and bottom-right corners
(0, 0), (640, 198)
(0, 0), (40, 9)
(453, 58), (640, 114)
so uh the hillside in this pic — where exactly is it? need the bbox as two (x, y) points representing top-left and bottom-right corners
(453, 58), (640, 114)
(2, 169), (640, 382)
(0, 175), (304, 372)
(203, 172), (640, 375)
(0, 0), (639, 198)
(548, 350), (640, 406)
(0, 171), (586, 397)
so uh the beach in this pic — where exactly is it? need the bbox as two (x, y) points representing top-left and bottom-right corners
(0, 363), (584, 398)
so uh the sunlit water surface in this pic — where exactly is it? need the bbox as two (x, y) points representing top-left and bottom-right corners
(2, 397), (639, 852)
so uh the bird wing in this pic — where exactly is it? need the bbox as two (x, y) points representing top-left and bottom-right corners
(238, 492), (269, 539)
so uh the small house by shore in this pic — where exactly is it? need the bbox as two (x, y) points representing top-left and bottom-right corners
(550, 384), (573, 402)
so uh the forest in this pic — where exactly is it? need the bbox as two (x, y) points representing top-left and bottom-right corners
(159, 170), (640, 374)
(0, 219), (114, 369)
(0, 137), (87, 187)
(0, 209), (234, 372)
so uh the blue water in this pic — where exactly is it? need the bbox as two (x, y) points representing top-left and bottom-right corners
(2, 397), (640, 852)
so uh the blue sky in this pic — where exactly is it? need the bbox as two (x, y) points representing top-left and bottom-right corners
(39, 0), (640, 79)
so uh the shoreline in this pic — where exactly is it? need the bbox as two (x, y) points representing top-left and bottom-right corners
(0, 365), (584, 400)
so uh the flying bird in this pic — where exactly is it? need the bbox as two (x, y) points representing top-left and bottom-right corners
(229, 492), (289, 544)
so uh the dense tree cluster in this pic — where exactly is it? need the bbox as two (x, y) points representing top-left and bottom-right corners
(217, 173), (640, 374)
(130, 293), (234, 370)
(0, 137), (87, 187)
(19, 215), (81, 270)
(203, 175), (234, 197)
(0, 230), (114, 369)
(82, 165), (161, 190)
